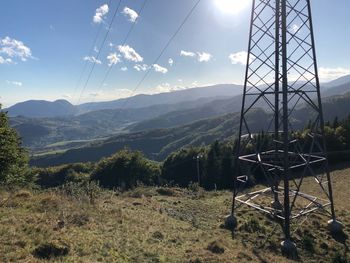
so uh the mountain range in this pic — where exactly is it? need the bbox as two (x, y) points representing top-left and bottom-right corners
(4, 84), (242, 118)
(3, 76), (350, 167)
(30, 88), (350, 167)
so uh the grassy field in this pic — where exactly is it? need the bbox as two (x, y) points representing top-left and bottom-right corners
(0, 166), (349, 262)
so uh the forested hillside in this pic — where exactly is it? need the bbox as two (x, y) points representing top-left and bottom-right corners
(31, 91), (350, 167)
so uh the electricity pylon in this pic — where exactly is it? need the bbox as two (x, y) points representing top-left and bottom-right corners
(226, 0), (343, 257)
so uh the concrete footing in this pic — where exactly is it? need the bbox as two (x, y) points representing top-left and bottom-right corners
(281, 240), (298, 259)
(327, 219), (344, 233)
(224, 214), (237, 230)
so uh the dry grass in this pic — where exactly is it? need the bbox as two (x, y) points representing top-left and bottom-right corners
(0, 167), (349, 262)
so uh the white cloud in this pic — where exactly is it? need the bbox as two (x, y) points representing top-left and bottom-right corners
(319, 67), (350, 81)
(197, 52), (212, 62)
(7, 80), (22, 86)
(121, 66), (128, 71)
(134, 64), (148, 71)
(87, 88), (133, 100)
(0, 56), (13, 64)
(153, 64), (168, 74)
(168, 58), (174, 66)
(0, 36), (33, 62)
(155, 83), (171, 93)
(94, 46), (99, 53)
(153, 83), (186, 93)
(291, 24), (300, 34)
(118, 45), (143, 62)
(62, 94), (72, 99)
(107, 53), (121, 66)
(180, 50), (196, 57)
(93, 4), (109, 24)
(180, 50), (212, 62)
(229, 51), (254, 65)
(122, 7), (139, 23)
(191, 81), (199, 87)
(83, 56), (102, 64)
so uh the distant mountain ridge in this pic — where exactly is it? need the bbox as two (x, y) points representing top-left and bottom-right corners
(4, 84), (243, 118)
(4, 99), (77, 118)
(11, 97), (234, 149)
(30, 87), (350, 167)
(78, 84), (243, 112)
(323, 74), (350, 88)
(5, 77), (350, 118)
(6, 75), (350, 167)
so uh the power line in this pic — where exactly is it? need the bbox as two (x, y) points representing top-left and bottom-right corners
(72, 0), (113, 101)
(89, 0), (150, 104)
(120, 0), (202, 109)
(76, 0), (123, 105)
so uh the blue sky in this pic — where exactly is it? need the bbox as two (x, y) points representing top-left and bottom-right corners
(1, 0), (350, 107)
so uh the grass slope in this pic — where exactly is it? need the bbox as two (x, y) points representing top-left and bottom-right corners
(0, 166), (349, 262)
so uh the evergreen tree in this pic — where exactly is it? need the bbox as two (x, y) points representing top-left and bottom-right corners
(333, 116), (339, 128)
(0, 105), (29, 184)
(162, 147), (203, 187)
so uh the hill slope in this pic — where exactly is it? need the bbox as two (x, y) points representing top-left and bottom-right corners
(0, 166), (349, 262)
(30, 109), (269, 167)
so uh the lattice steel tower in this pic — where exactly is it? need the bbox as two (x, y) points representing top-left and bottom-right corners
(225, 0), (343, 257)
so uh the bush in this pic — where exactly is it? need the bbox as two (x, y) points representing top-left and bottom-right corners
(91, 149), (160, 190)
(33, 162), (93, 188)
(0, 108), (29, 185)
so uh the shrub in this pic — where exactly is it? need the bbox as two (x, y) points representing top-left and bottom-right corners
(91, 149), (160, 190)
(0, 107), (29, 185)
(33, 162), (93, 188)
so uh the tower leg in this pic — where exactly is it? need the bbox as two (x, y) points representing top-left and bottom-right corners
(280, 0), (297, 257)
(305, 0), (344, 235)
(325, 167), (343, 233)
(225, 171), (238, 230)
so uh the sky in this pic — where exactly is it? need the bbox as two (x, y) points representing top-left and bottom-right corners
(1, 0), (350, 107)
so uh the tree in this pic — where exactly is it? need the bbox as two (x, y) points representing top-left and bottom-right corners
(162, 147), (205, 187)
(0, 106), (29, 185)
(91, 149), (160, 190)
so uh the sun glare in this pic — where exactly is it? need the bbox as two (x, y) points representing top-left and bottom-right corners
(215, 0), (250, 14)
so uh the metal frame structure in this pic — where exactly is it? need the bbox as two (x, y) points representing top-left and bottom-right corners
(230, 0), (340, 250)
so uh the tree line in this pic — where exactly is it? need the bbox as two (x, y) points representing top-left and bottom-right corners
(3, 106), (350, 190)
